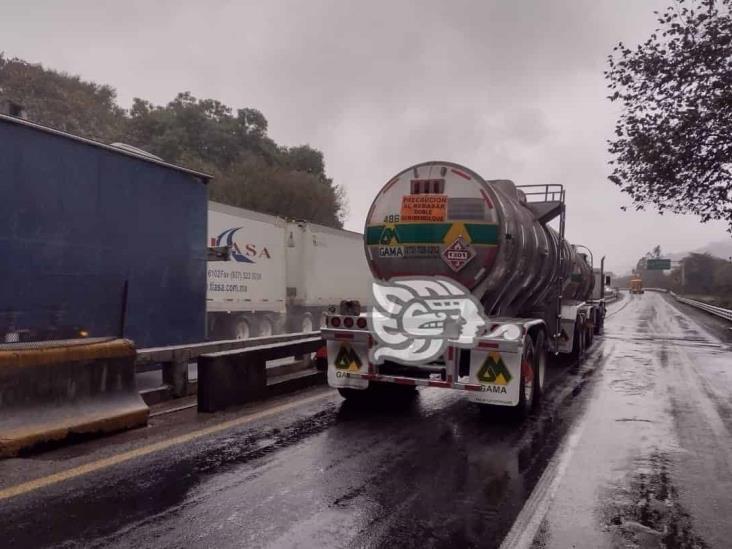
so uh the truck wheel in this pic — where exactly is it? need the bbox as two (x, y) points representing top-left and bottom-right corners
(514, 335), (536, 418)
(532, 331), (546, 406)
(570, 321), (584, 362)
(258, 317), (274, 337)
(338, 387), (371, 403)
(233, 317), (252, 340)
(593, 309), (604, 335)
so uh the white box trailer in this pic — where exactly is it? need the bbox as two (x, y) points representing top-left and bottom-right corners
(207, 201), (372, 339)
(285, 222), (372, 332)
(207, 201), (287, 339)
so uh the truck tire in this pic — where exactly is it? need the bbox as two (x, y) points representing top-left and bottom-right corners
(338, 388), (365, 401)
(514, 335), (536, 418)
(338, 387), (377, 405)
(569, 320), (584, 362)
(258, 316), (275, 337)
(593, 311), (602, 335)
(596, 308), (605, 335)
(233, 317), (253, 340)
(532, 330), (546, 406)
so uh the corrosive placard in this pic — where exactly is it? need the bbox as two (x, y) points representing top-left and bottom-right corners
(400, 194), (447, 222)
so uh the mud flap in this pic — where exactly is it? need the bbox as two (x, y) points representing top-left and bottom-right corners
(558, 302), (585, 354)
(326, 340), (369, 390)
(466, 348), (521, 406)
(558, 317), (577, 354)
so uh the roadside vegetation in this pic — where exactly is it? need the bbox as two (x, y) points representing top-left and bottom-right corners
(0, 54), (346, 228)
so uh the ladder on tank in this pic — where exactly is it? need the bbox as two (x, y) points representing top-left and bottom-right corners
(516, 184), (566, 353)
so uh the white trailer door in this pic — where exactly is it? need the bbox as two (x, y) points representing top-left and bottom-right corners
(291, 223), (373, 307)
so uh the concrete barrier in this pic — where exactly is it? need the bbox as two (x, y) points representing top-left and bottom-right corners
(0, 338), (149, 458)
(198, 336), (324, 412)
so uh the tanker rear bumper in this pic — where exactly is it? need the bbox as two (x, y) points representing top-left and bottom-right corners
(322, 323), (530, 407)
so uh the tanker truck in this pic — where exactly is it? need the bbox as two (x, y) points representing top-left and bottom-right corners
(321, 161), (605, 415)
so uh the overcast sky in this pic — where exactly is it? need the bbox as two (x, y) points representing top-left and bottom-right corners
(3, 0), (730, 273)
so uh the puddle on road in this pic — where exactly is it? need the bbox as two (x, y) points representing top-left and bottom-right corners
(599, 452), (707, 549)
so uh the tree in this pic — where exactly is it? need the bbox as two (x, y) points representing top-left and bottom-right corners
(682, 253), (720, 293)
(208, 152), (346, 227)
(606, 0), (732, 230)
(279, 145), (326, 175)
(0, 53), (124, 142)
(0, 54), (347, 228)
(125, 93), (278, 170)
(126, 92), (347, 227)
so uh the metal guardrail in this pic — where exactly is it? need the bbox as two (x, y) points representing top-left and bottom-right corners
(670, 293), (732, 322)
(135, 331), (323, 398)
(136, 331), (321, 368)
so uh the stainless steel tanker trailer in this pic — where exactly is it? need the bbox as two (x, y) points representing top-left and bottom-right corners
(321, 161), (607, 415)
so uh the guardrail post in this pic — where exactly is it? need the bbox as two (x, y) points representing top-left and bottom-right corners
(162, 360), (189, 398)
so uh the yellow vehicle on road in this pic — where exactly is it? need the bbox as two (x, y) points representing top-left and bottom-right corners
(630, 278), (644, 294)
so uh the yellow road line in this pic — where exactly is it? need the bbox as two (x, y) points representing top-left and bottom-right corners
(0, 391), (332, 501)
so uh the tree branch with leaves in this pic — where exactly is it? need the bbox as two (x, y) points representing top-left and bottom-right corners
(606, 0), (732, 230)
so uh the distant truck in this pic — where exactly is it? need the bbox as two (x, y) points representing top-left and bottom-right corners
(630, 278), (644, 294)
(206, 201), (372, 339)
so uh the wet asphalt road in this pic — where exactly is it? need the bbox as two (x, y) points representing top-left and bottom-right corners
(1, 292), (730, 548)
(528, 291), (732, 549)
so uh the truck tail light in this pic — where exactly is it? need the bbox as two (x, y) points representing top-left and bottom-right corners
(344, 317), (354, 328)
(330, 317), (341, 328)
(357, 317), (367, 329)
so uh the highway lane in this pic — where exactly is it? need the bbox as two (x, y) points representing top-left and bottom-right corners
(522, 291), (732, 549)
(1, 292), (729, 548)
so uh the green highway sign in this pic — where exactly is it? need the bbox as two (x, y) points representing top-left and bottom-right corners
(646, 258), (671, 270)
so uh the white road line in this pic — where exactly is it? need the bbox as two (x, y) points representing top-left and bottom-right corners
(498, 402), (591, 549)
(499, 337), (617, 549)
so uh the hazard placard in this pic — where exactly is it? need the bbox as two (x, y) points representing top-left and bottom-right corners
(400, 194), (447, 222)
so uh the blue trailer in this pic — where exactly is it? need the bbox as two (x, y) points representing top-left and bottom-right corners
(0, 113), (210, 348)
